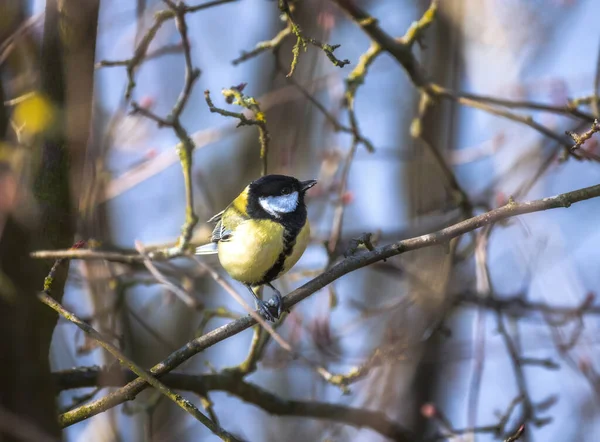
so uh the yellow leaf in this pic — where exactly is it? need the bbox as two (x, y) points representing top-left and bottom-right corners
(13, 92), (54, 135)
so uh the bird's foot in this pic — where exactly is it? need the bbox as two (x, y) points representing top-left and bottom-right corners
(266, 292), (284, 319)
(255, 298), (277, 322)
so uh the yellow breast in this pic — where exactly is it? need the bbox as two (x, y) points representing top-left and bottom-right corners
(217, 219), (310, 286)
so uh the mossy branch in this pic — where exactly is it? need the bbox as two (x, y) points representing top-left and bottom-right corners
(279, 0), (349, 77)
(205, 85), (270, 175)
(127, 2), (202, 260)
(566, 118), (600, 151)
(55, 366), (417, 442)
(96, 0), (238, 99)
(56, 183), (600, 427)
(40, 243), (240, 441)
(399, 0), (438, 48)
(232, 25), (293, 65)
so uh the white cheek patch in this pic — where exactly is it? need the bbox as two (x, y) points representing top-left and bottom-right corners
(259, 192), (299, 218)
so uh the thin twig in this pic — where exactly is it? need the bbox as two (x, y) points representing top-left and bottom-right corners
(204, 86), (270, 175)
(195, 259), (347, 388)
(430, 395), (525, 440)
(95, 0), (236, 98)
(3, 91), (37, 106)
(592, 36), (600, 118)
(279, 0), (349, 77)
(31, 249), (146, 264)
(327, 40), (381, 255)
(565, 119), (600, 151)
(39, 246), (239, 441)
(495, 310), (548, 429)
(456, 292), (600, 319)
(126, 3), (201, 260)
(449, 90), (595, 123)
(274, 56), (375, 151)
(232, 25), (292, 65)
(331, 0), (599, 162)
(399, 0), (438, 48)
(135, 240), (200, 308)
(0, 13), (44, 66)
(54, 367), (417, 442)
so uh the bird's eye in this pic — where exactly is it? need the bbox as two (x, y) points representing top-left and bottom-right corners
(281, 187), (291, 195)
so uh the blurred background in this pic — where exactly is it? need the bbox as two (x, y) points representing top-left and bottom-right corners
(1, 0), (600, 441)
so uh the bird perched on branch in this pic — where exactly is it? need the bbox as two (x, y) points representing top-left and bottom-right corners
(196, 174), (317, 321)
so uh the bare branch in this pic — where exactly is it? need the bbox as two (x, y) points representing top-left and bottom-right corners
(205, 86), (270, 175)
(279, 0), (349, 76)
(566, 119), (600, 151)
(57, 183), (600, 427)
(54, 367), (417, 442)
(39, 244), (239, 441)
(331, 0), (600, 162)
(232, 26), (292, 65)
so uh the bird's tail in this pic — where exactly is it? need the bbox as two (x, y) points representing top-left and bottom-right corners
(195, 243), (218, 255)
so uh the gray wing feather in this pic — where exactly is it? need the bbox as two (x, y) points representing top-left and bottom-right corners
(207, 210), (224, 223)
(208, 210), (232, 243)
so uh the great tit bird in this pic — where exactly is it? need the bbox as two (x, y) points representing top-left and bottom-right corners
(196, 174), (317, 321)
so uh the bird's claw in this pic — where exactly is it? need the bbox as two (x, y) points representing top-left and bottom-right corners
(255, 299), (277, 322)
(254, 293), (284, 322)
(267, 292), (284, 318)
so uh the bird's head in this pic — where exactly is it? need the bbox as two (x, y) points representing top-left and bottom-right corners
(248, 174), (317, 219)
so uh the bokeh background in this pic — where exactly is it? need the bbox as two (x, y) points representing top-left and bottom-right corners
(1, 0), (600, 441)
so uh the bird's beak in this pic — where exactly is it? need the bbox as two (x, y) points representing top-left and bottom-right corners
(300, 179), (317, 192)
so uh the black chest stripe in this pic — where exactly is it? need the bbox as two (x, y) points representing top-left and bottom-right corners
(258, 221), (304, 285)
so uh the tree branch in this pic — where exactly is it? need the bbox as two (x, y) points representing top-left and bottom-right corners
(331, 0), (600, 162)
(279, 0), (349, 76)
(204, 85), (270, 175)
(54, 367), (417, 442)
(57, 183), (600, 427)
(39, 246), (240, 441)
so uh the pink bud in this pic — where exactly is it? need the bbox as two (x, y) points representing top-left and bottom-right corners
(317, 11), (336, 31)
(138, 96), (155, 109)
(495, 191), (507, 207)
(579, 355), (591, 373)
(585, 138), (598, 153)
(420, 403), (436, 418)
(341, 191), (354, 205)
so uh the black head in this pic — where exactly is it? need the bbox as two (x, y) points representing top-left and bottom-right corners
(246, 174), (317, 225)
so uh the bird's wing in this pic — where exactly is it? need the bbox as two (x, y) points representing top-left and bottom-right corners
(207, 208), (237, 243)
(207, 209), (224, 224)
(210, 218), (232, 243)
(196, 210), (229, 255)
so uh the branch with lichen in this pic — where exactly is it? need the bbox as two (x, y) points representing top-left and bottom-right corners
(53, 183), (600, 427)
(331, 0), (600, 163)
(399, 0), (438, 48)
(232, 25), (292, 65)
(125, 3), (201, 260)
(93, 1), (244, 261)
(95, 0), (238, 99)
(205, 84), (270, 175)
(40, 242), (239, 441)
(327, 41), (379, 254)
(279, 0), (349, 77)
(194, 259), (351, 389)
(274, 56), (375, 152)
(424, 396), (526, 441)
(54, 366), (417, 442)
(344, 41), (380, 152)
(566, 118), (600, 151)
